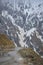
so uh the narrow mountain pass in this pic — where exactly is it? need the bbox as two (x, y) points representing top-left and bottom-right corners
(0, 47), (25, 65)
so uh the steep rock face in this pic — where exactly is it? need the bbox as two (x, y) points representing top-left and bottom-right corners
(0, 0), (43, 56)
(0, 14), (20, 47)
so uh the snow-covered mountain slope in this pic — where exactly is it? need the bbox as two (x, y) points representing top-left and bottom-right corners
(0, 0), (43, 56)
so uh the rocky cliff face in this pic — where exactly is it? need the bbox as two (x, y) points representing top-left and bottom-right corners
(0, 0), (43, 56)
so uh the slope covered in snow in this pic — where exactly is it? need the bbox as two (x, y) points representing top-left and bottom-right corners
(0, 0), (43, 56)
